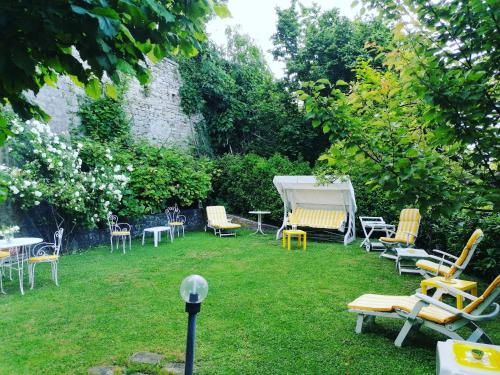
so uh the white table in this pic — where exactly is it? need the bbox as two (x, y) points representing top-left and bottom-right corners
(395, 247), (429, 275)
(437, 339), (500, 374)
(248, 211), (271, 235)
(0, 237), (43, 295)
(359, 216), (395, 252)
(142, 226), (173, 247)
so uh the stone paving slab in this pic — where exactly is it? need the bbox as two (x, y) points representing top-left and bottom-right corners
(129, 351), (164, 365)
(88, 366), (123, 375)
(162, 362), (185, 374)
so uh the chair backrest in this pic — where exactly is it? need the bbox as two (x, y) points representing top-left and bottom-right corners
(206, 206), (229, 226)
(446, 229), (483, 278)
(165, 204), (185, 224)
(53, 228), (64, 256)
(463, 275), (500, 314)
(107, 213), (119, 233)
(395, 208), (421, 244)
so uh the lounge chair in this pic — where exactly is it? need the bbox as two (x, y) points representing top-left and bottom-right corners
(416, 229), (483, 280)
(348, 275), (499, 347)
(206, 206), (241, 237)
(379, 208), (421, 260)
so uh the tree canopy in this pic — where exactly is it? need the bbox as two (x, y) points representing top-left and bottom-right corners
(0, 0), (229, 121)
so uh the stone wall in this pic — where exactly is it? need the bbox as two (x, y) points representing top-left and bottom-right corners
(31, 59), (200, 146)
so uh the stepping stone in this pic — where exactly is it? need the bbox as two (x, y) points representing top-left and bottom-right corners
(129, 352), (164, 365)
(162, 362), (185, 374)
(88, 366), (122, 375)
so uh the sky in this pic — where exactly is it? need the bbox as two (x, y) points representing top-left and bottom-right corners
(206, 0), (360, 78)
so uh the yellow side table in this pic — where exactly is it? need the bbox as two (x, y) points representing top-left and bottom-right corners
(421, 276), (478, 309)
(282, 230), (307, 251)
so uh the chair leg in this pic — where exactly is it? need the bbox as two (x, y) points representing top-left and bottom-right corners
(53, 262), (59, 286)
(128, 235), (131, 250)
(394, 320), (417, 347)
(29, 263), (36, 290)
(110, 237), (114, 253)
(355, 315), (365, 334)
(122, 236), (126, 254)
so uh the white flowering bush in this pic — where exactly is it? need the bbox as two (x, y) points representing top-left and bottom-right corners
(4, 118), (129, 228)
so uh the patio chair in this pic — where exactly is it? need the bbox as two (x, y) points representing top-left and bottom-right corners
(205, 206), (241, 237)
(348, 275), (499, 347)
(379, 208), (421, 260)
(107, 213), (131, 253)
(416, 229), (483, 280)
(165, 204), (186, 237)
(0, 250), (10, 293)
(28, 228), (64, 289)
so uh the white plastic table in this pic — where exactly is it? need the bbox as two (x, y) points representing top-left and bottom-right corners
(142, 226), (172, 247)
(437, 339), (500, 374)
(248, 211), (271, 235)
(395, 247), (429, 275)
(0, 237), (43, 295)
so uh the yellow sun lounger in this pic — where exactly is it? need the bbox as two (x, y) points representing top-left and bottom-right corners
(379, 208), (421, 260)
(416, 229), (483, 280)
(205, 206), (241, 237)
(348, 276), (500, 347)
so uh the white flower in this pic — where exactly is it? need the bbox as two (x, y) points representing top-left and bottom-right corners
(114, 165), (121, 172)
(23, 180), (31, 188)
(126, 165), (134, 172)
(104, 201), (110, 207)
(58, 161), (63, 167)
(74, 191), (80, 197)
(10, 186), (19, 195)
(34, 201), (40, 206)
(34, 191), (42, 197)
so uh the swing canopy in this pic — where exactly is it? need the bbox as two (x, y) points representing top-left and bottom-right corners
(273, 176), (357, 244)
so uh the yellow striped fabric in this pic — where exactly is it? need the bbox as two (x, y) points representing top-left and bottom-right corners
(463, 275), (500, 313)
(348, 294), (457, 324)
(206, 206), (241, 229)
(448, 229), (483, 276)
(0, 250), (10, 259)
(112, 231), (130, 236)
(415, 259), (451, 276)
(288, 207), (346, 230)
(28, 255), (59, 263)
(380, 208), (420, 245)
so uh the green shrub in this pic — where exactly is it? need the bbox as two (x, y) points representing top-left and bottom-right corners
(77, 96), (130, 144)
(210, 153), (311, 223)
(78, 138), (212, 218)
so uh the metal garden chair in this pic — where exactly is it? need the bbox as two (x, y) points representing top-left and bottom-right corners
(28, 228), (64, 289)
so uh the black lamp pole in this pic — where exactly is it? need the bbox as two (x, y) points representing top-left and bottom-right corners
(185, 292), (201, 375)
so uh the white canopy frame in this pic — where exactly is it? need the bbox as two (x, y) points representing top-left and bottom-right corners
(273, 176), (357, 245)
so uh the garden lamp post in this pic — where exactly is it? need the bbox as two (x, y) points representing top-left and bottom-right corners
(180, 275), (208, 375)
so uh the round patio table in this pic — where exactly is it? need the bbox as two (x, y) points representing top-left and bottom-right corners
(248, 211), (271, 235)
(0, 237), (43, 295)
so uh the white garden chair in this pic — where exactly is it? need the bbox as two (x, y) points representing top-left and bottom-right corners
(107, 213), (131, 253)
(28, 228), (64, 289)
(165, 204), (186, 237)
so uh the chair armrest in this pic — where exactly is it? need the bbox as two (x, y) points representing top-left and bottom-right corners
(177, 215), (186, 224)
(431, 249), (458, 260)
(422, 255), (457, 267)
(414, 293), (463, 315)
(433, 281), (478, 301)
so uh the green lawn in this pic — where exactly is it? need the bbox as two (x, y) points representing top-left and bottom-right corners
(0, 231), (497, 374)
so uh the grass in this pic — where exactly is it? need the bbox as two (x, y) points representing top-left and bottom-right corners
(0, 230), (498, 374)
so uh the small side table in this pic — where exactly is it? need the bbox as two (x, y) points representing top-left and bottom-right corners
(142, 226), (173, 248)
(437, 339), (500, 374)
(282, 230), (307, 251)
(421, 276), (478, 309)
(248, 210), (271, 235)
(395, 248), (430, 275)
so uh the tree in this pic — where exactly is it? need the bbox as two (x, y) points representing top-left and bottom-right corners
(272, 2), (392, 86)
(361, 0), (499, 210)
(0, 0), (229, 121)
(179, 29), (330, 161)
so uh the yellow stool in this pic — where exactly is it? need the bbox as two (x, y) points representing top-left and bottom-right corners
(282, 230), (307, 251)
(421, 276), (478, 309)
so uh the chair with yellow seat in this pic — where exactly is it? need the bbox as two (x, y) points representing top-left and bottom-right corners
(0, 249), (11, 293)
(416, 229), (483, 280)
(379, 208), (421, 260)
(107, 213), (131, 253)
(348, 275), (500, 347)
(205, 206), (241, 237)
(165, 204), (186, 237)
(28, 228), (64, 289)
